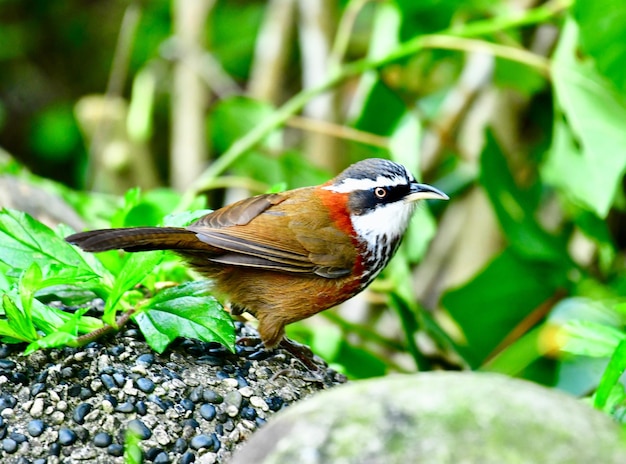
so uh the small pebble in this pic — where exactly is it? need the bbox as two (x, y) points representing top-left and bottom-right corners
(67, 383), (80, 397)
(196, 355), (225, 367)
(103, 394), (118, 407)
(172, 437), (187, 453)
(0, 359), (16, 370)
(100, 374), (116, 390)
(215, 371), (229, 380)
(183, 418), (200, 429)
(247, 349), (271, 361)
(58, 427), (77, 446)
(203, 390), (223, 404)
(93, 432), (112, 447)
(148, 394), (170, 412)
(30, 397), (44, 417)
(162, 368), (182, 380)
(35, 370), (48, 383)
(73, 402), (93, 424)
(239, 386), (254, 397)
(190, 434), (213, 450)
(136, 377), (155, 393)
(30, 382), (46, 396)
(180, 398), (195, 411)
(266, 396), (284, 411)
(0, 345), (11, 358)
(10, 431), (27, 443)
(136, 353), (154, 367)
(200, 403), (216, 421)
(107, 443), (124, 457)
(188, 386), (203, 403)
(212, 433), (221, 451)
(146, 447), (162, 461)
(115, 401), (136, 414)
(136, 400), (148, 416)
(235, 375), (248, 388)
(154, 451), (170, 464)
(2, 437), (17, 453)
(109, 344), (125, 356)
(76, 426), (90, 441)
(250, 396), (269, 411)
(0, 393), (17, 409)
(79, 387), (94, 400)
(27, 419), (45, 437)
(241, 406), (257, 421)
(113, 373), (125, 387)
(48, 442), (61, 456)
(180, 451), (196, 464)
(127, 419), (152, 440)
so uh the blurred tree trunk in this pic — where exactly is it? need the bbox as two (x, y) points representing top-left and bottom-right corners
(249, 0), (296, 104)
(170, 0), (214, 192)
(297, 0), (343, 172)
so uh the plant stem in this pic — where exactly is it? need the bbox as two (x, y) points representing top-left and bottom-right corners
(74, 309), (136, 346)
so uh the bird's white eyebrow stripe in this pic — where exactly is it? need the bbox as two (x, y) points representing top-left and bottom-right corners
(323, 175), (410, 193)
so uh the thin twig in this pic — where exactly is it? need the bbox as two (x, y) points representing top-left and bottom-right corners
(74, 309), (136, 346)
(420, 35), (551, 76)
(287, 116), (389, 148)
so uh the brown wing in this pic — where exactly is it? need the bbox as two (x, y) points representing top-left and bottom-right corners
(186, 189), (357, 278)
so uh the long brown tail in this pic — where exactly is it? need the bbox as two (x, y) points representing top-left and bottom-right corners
(66, 227), (205, 253)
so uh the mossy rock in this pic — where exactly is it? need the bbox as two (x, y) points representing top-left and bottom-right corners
(231, 372), (626, 463)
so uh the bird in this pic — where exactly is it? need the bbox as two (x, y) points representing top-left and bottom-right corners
(66, 158), (448, 355)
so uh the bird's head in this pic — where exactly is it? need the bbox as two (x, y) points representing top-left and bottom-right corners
(322, 158), (448, 254)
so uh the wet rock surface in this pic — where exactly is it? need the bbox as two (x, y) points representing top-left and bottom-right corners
(0, 322), (346, 463)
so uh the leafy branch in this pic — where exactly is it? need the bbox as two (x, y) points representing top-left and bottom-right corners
(0, 207), (235, 355)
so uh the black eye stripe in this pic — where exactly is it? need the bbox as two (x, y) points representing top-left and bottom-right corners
(348, 184), (411, 215)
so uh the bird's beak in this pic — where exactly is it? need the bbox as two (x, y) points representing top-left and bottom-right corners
(406, 182), (449, 202)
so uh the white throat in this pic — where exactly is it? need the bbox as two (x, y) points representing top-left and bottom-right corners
(351, 200), (416, 251)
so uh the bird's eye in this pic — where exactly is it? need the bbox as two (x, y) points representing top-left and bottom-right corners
(374, 187), (387, 199)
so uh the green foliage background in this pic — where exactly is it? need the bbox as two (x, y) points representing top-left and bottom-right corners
(2, 0), (626, 418)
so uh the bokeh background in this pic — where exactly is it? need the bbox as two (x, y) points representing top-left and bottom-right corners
(2, 0), (626, 404)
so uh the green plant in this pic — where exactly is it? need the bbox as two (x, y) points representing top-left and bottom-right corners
(0, 191), (235, 354)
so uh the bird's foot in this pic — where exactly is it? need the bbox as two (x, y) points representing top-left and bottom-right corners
(278, 337), (324, 375)
(236, 335), (326, 381)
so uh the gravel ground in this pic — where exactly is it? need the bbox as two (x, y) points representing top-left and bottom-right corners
(0, 322), (346, 463)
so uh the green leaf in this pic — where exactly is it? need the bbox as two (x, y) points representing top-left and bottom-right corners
(163, 209), (213, 228)
(18, 262), (42, 332)
(481, 132), (566, 261)
(30, 298), (102, 336)
(23, 331), (78, 355)
(559, 320), (625, 358)
(443, 249), (568, 366)
(0, 319), (24, 343)
(23, 308), (90, 354)
(1, 294), (38, 342)
(543, 19), (626, 218)
(594, 338), (626, 410)
(389, 111), (421, 179)
(103, 251), (165, 325)
(210, 96), (279, 153)
(573, 0), (626, 94)
(0, 209), (106, 274)
(134, 281), (234, 353)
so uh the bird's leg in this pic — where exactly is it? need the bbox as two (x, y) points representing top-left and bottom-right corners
(235, 334), (323, 376)
(278, 337), (321, 373)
